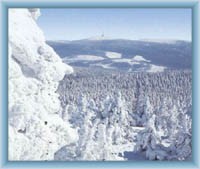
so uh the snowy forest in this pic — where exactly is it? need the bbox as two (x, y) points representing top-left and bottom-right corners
(8, 8), (192, 161)
(56, 68), (192, 161)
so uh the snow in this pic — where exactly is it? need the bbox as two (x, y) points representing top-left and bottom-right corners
(113, 58), (140, 65)
(147, 64), (166, 72)
(87, 35), (113, 41)
(66, 55), (105, 61)
(105, 51), (122, 59)
(54, 92), (141, 161)
(92, 63), (114, 69)
(58, 70), (192, 161)
(132, 55), (150, 62)
(9, 8), (78, 161)
(112, 55), (150, 66)
(8, 8), (191, 161)
(140, 39), (179, 44)
(134, 96), (192, 161)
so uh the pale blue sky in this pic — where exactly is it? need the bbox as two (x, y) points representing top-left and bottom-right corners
(37, 8), (192, 41)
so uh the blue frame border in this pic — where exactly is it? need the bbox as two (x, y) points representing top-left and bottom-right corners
(0, 0), (199, 168)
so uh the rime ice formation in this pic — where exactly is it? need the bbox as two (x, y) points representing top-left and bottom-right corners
(8, 8), (77, 161)
(58, 70), (192, 161)
(8, 8), (192, 161)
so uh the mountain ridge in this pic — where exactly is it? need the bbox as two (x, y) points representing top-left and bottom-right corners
(47, 38), (192, 72)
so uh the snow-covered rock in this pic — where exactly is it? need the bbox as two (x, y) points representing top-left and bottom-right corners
(8, 8), (77, 161)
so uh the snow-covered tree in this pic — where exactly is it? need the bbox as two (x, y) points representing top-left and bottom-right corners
(134, 95), (192, 161)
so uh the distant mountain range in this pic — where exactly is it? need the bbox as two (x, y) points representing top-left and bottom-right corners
(47, 38), (192, 72)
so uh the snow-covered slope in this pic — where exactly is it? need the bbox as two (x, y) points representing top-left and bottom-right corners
(62, 53), (166, 72)
(139, 39), (179, 44)
(132, 55), (150, 62)
(64, 54), (104, 61)
(8, 8), (78, 161)
(105, 51), (122, 59)
(48, 39), (192, 70)
(147, 65), (166, 73)
(87, 35), (113, 41)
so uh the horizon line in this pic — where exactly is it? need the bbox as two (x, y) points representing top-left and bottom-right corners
(46, 37), (192, 42)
